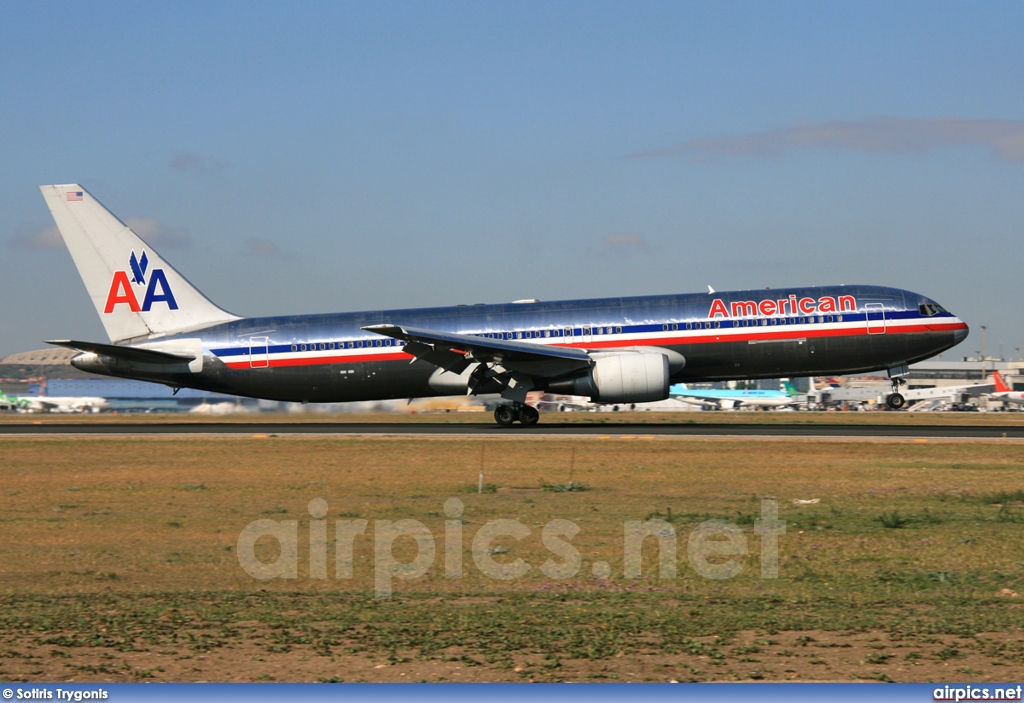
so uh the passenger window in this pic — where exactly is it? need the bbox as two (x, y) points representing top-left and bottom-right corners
(714, 321), (721, 328)
(291, 345), (297, 352)
(616, 326), (622, 333)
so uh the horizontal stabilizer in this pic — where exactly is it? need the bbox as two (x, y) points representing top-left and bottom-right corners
(47, 340), (196, 364)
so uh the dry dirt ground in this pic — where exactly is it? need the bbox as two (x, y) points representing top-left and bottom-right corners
(2, 432), (1023, 682)
(2, 629), (1020, 683)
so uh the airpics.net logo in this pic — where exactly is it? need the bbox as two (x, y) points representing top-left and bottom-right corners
(933, 685), (1023, 701)
(236, 498), (786, 598)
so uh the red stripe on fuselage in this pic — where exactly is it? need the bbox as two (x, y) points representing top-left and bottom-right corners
(217, 320), (966, 370)
(224, 351), (413, 369)
(560, 320), (967, 350)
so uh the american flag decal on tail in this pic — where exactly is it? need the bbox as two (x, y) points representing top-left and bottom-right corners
(66, 191), (83, 201)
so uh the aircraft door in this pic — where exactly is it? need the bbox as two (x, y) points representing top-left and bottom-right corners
(249, 336), (270, 368)
(865, 304), (886, 335)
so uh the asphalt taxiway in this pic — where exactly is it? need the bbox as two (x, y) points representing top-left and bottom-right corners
(1, 421), (1022, 438)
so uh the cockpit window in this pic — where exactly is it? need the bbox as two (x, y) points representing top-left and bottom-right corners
(919, 303), (946, 317)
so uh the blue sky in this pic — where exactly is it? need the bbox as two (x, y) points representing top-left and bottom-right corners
(2, 2), (1023, 360)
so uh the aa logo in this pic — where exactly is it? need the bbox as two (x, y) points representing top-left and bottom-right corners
(104, 250), (178, 313)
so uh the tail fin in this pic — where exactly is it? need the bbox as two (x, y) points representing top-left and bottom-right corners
(783, 380), (800, 396)
(0, 392), (27, 409)
(40, 185), (240, 343)
(993, 370), (1012, 393)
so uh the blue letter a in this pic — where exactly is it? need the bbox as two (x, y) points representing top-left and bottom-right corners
(142, 269), (179, 311)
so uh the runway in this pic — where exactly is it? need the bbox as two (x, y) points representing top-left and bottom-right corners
(1, 421), (1022, 438)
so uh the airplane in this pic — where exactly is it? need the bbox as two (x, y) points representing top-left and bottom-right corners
(37, 184), (969, 425)
(991, 371), (1024, 406)
(0, 390), (108, 413)
(669, 380), (803, 409)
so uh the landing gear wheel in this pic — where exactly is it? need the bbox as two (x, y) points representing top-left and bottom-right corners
(494, 405), (516, 426)
(517, 405), (540, 427)
(886, 393), (906, 410)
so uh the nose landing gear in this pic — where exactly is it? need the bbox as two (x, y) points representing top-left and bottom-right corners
(493, 403), (540, 426)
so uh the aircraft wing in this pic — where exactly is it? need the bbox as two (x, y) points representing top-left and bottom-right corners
(671, 395), (720, 409)
(364, 323), (597, 403)
(668, 386), (723, 408)
(363, 324), (593, 379)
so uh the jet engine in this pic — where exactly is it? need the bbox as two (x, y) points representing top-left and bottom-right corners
(548, 351), (670, 403)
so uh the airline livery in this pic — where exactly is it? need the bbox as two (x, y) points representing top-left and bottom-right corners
(992, 371), (1024, 406)
(39, 184), (969, 425)
(0, 390), (108, 414)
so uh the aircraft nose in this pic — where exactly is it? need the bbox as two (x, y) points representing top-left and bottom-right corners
(953, 323), (969, 345)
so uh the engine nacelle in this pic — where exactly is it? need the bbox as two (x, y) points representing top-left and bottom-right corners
(549, 352), (670, 403)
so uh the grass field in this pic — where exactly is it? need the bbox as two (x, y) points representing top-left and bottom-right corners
(2, 432), (1024, 682)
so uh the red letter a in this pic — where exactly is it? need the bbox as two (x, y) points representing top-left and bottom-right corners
(104, 271), (141, 313)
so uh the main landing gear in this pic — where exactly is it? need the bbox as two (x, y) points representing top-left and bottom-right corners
(493, 403), (540, 427)
(886, 377), (907, 410)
